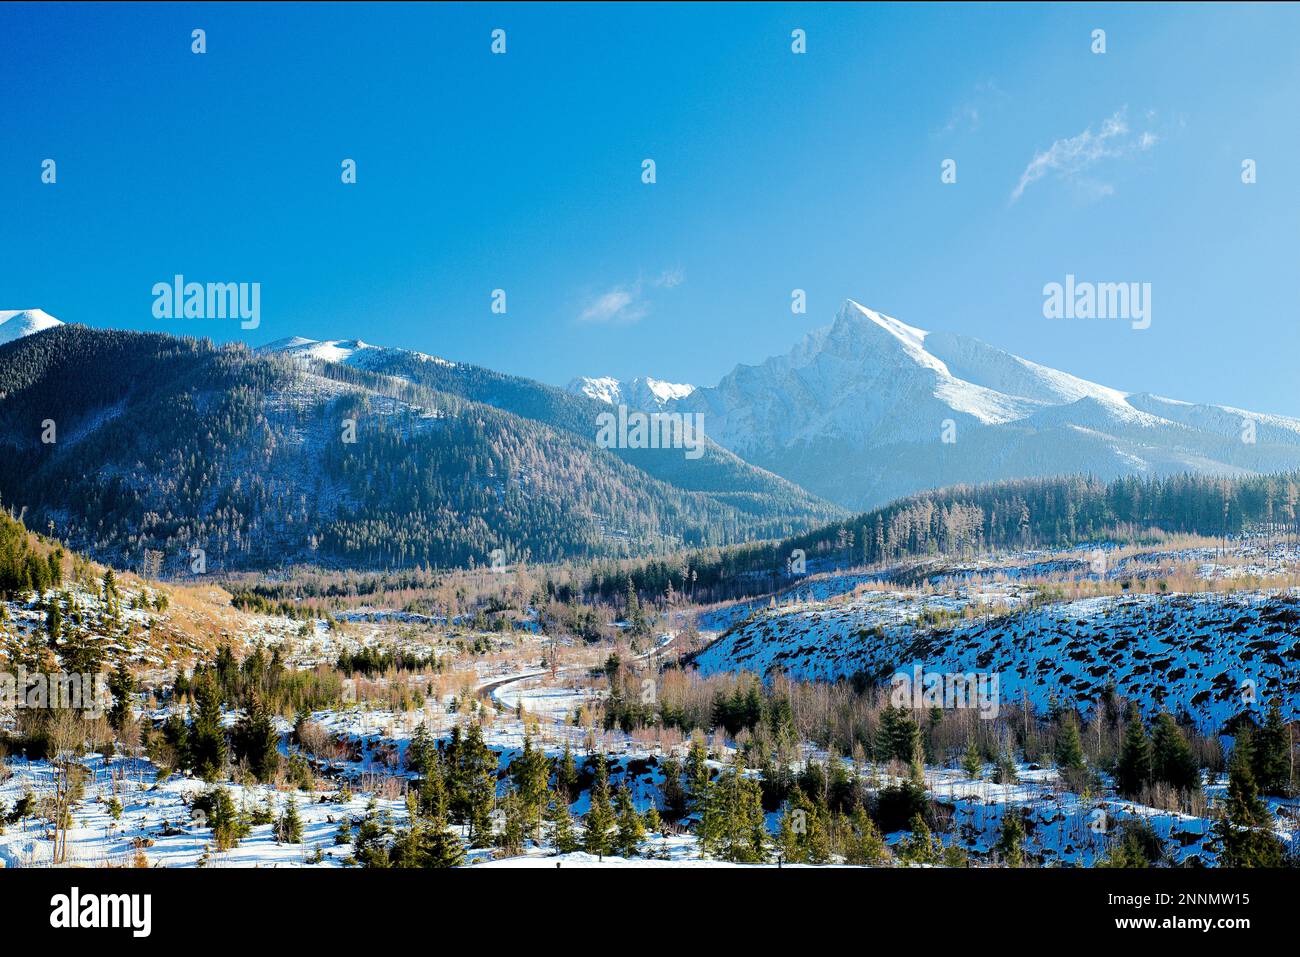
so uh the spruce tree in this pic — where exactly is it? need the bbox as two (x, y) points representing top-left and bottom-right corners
(547, 790), (580, 854)
(961, 739), (982, 780)
(1115, 706), (1152, 798)
(1216, 732), (1285, 867)
(463, 725), (496, 848)
(510, 733), (549, 839)
(276, 795), (303, 844)
(899, 813), (940, 866)
(107, 660), (135, 732)
(1054, 713), (1086, 771)
(406, 722), (435, 777)
(231, 689), (280, 783)
(880, 706), (924, 766)
(843, 805), (887, 865)
(556, 739), (579, 802)
(353, 798), (391, 867)
(685, 737), (710, 814)
(419, 752), (465, 867)
(701, 753), (767, 863)
(996, 808), (1026, 867)
(189, 668), (227, 782)
(777, 795), (805, 864)
(1252, 702), (1291, 796)
(391, 800), (428, 869)
(583, 753), (615, 857)
(658, 755), (686, 818)
(613, 784), (644, 858)
(45, 599), (61, 644)
(1150, 712), (1199, 792)
(498, 788), (526, 855)
(208, 787), (242, 852)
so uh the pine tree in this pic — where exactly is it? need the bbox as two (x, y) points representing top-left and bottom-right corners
(406, 721), (436, 777)
(354, 798), (391, 867)
(463, 725), (497, 849)
(804, 800), (831, 864)
(899, 813), (940, 866)
(1252, 702), (1291, 796)
(583, 753), (615, 857)
(556, 739), (579, 802)
(231, 689), (280, 783)
(276, 795), (303, 844)
(1215, 732), (1285, 867)
(208, 787), (242, 852)
(1115, 706), (1152, 798)
(510, 733), (550, 839)
(776, 796), (803, 864)
(996, 808), (1026, 867)
(45, 598), (61, 644)
(659, 755), (686, 818)
(1054, 712), (1085, 771)
(613, 784), (644, 858)
(701, 752), (767, 863)
(961, 739), (982, 780)
(546, 790), (580, 854)
(417, 751), (465, 867)
(642, 802), (662, 835)
(1150, 712), (1199, 792)
(498, 788), (526, 855)
(685, 737), (710, 814)
(107, 660), (135, 732)
(843, 806), (887, 866)
(906, 729), (927, 787)
(189, 668), (227, 782)
(1099, 819), (1163, 868)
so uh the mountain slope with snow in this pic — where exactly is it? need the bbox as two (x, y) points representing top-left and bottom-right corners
(0, 309), (63, 344)
(0, 325), (840, 573)
(258, 332), (841, 539)
(567, 375), (696, 410)
(696, 580), (1300, 731)
(649, 300), (1300, 509)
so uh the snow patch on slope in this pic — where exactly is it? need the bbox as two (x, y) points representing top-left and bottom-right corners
(0, 309), (63, 345)
(259, 336), (456, 369)
(567, 375), (696, 409)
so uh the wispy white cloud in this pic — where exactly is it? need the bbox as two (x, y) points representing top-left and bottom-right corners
(1010, 108), (1158, 203)
(579, 286), (645, 323)
(577, 268), (684, 324)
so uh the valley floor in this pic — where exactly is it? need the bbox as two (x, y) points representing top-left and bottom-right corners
(2, 535), (1298, 868)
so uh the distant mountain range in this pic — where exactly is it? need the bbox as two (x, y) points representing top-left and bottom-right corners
(573, 300), (1300, 510)
(0, 320), (836, 575)
(3, 300), (1299, 573)
(567, 374), (696, 410)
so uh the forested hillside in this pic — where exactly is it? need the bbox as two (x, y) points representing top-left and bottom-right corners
(270, 342), (841, 526)
(0, 326), (834, 574)
(599, 472), (1300, 604)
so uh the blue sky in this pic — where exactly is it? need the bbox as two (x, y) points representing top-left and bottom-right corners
(4, 2), (1299, 414)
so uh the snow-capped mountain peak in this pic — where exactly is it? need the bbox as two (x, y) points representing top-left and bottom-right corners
(258, 335), (455, 369)
(259, 336), (377, 364)
(667, 297), (1300, 510)
(566, 375), (696, 409)
(0, 309), (63, 345)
